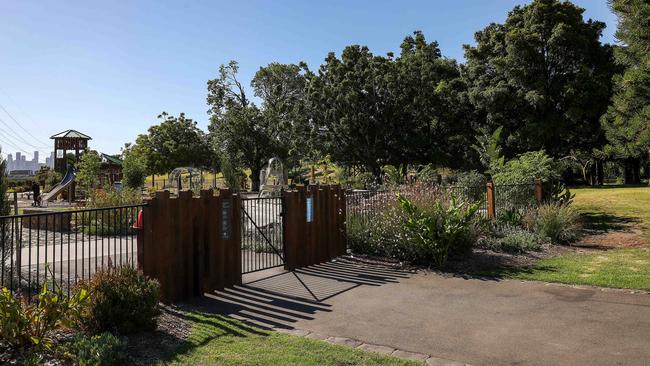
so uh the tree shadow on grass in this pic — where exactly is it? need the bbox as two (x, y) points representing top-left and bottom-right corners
(579, 212), (641, 234)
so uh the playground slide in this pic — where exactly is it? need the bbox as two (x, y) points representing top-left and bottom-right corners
(42, 166), (76, 202)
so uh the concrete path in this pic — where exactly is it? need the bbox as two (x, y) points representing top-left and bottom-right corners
(199, 259), (650, 366)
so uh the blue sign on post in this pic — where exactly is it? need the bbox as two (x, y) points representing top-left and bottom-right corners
(306, 197), (313, 223)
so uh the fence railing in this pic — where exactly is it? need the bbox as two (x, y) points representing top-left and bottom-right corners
(0, 204), (145, 297)
(346, 182), (541, 223)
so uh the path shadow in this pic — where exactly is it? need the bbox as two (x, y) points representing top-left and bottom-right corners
(195, 259), (411, 330)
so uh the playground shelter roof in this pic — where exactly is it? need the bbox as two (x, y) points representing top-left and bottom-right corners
(50, 129), (92, 140)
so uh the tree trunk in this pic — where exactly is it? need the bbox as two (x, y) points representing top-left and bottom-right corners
(251, 168), (261, 192)
(624, 157), (641, 184)
(596, 159), (604, 186)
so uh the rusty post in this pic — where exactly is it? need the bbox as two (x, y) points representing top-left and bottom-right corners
(486, 182), (496, 219)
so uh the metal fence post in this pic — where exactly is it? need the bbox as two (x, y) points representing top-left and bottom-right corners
(486, 182), (496, 219)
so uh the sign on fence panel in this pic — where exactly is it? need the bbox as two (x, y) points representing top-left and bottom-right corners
(306, 197), (313, 223)
(221, 198), (232, 239)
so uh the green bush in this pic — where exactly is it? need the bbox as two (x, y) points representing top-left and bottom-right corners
(491, 150), (560, 185)
(524, 204), (581, 244)
(122, 153), (147, 189)
(81, 266), (160, 335)
(480, 225), (544, 253)
(59, 332), (128, 366)
(455, 170), (487, 188)
(0, 284), (89, 350)
(398, 194), (480, 266)
(82, 188), (142, 236)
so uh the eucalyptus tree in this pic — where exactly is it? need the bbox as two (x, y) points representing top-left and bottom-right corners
(207, 61), (309, 191)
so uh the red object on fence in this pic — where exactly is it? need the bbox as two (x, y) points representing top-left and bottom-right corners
(133, 210), (143, 229)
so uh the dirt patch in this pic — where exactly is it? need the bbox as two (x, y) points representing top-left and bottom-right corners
(126, 305), (192, 365)
(575, 224), (649, 250)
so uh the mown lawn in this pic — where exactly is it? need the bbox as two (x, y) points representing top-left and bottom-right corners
(162, 311), (421, 366)
(495, 186), (650, 291)
(510, 248), (650, 291)
(570, 186), (650, 236)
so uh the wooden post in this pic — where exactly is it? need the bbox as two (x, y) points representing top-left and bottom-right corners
(534, 178), (543, 206)
(486, 182), (496, 219)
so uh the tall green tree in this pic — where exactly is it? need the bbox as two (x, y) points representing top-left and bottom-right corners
(76, 150), (102, 191)
(307, 31), (472, 177)
(132, 112), (216, 174)
(394, 31), (475, 170)
(463, 0), (615, 161)
(306, 45), (397, 176)
(601, 0), (650, 183)
(207, 61), (308, 191)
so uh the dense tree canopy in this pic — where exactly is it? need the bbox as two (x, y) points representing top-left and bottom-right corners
(463, 0), (615, 159)
(307, 31), (474, 176)
(124, 0), (648, 188)
(601, 0), (650, 182)
(131, 112), (215, 174)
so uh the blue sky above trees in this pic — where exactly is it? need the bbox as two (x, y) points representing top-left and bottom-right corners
(0, 0), (616, 158)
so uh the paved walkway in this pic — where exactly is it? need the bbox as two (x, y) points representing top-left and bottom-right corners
(198, 259), (650, 366)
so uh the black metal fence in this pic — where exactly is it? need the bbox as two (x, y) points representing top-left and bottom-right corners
(240, 196), (284, 274)
(346, 183), (536, 224)
(346, 185), (491, 222)
(0, 204), (145, 297)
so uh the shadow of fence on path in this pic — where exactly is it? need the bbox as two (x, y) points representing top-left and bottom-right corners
(195, 259), (412, 330)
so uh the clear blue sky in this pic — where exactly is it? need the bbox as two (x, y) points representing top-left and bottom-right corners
(0, 0), (617, 160)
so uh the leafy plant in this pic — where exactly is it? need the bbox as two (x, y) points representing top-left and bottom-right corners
(122, 153), (147, 189)
(81, 266), (160, 335)
(496, 208), (523, 227)
(0, 283), (89, 350)
(398, 193), (480, 266)
(524, 204), (581, 244)
(59, 332), (128, 366)
(480, 225), (544, 253)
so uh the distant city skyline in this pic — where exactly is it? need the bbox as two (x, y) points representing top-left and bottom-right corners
(5, 150), (54, 172)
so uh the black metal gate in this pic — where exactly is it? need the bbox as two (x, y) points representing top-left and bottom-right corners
(240, 196), (284, 274)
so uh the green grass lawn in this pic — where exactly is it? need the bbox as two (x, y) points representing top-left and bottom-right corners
(570, 186), (650, 236)
(508, 248), (650, 291)
(492, 186), (650, 291)
(161, 311), (421, 366)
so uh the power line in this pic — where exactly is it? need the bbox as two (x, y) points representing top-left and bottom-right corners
(0, 129), (50, 158)
(0, 88), (52, 146)
(0, 114), (51, 151)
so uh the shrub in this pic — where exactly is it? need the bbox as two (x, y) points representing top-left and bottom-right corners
(83, 188), (142, 236)
(122, 153), (147, 189)
(87, 187), (142, 208)
(524, 204), (581, 244)
(480, 225), (544, 253)
(59, 332), (128, 366)
(398, 194), (480, 266)
(455, 170), (487, 188)
(0, 284), (89, 350)
(491, 150), (560, 185)
(81, 266), (160, 334)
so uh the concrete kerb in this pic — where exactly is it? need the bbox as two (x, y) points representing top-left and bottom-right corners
(272, 326), (472, 366)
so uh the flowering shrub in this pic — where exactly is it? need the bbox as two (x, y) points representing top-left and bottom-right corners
(347, 184), (481, 266)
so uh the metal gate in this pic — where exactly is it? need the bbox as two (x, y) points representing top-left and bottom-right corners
(240, 196), (284, 274)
